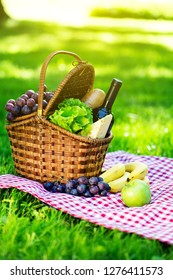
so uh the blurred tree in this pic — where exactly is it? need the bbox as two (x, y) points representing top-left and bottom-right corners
(0, 0), (9, 20)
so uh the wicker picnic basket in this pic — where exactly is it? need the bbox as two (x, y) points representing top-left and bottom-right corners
(5, 50), (113, 183)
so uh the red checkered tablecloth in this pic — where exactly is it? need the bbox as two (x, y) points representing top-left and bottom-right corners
(0, 151), (173, 244)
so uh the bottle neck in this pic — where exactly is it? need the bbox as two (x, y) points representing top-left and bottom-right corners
(102, 78), (122, 111)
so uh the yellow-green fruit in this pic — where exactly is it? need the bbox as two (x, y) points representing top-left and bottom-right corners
(109, 172), (130, 193)
(121, 179), (151, 207)
(143, 175), (150, 185)
(100, 163), (125, 183)
(125, 161), (148, 181)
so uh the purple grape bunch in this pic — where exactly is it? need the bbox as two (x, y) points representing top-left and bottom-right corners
(5, 85), (54, 122)
(43, 176), (111, 197)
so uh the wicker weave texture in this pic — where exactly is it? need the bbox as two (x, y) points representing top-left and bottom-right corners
(44, 62), (95, 116)
(7, 117), (112, 183)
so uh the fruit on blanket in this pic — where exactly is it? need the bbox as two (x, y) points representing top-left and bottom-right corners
(88, 176), (98, 185)
(44, 181), (54, 191)
(89, 185), (99, 195)
(125, 161), (148, 181)
(78, 176), (89, 185)
(43, 176), (111, 197)
(143, 175), (150, 185)
(77, 184), (87, 194)
(121, 179), (151, 207)
(100, 163), (125, 183)
(109, 172), (130, 193)
(101, 161), (149, 194)
(98, 181), (110, 191)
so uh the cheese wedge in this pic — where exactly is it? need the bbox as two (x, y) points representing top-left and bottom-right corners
(88, 114), (113, 139)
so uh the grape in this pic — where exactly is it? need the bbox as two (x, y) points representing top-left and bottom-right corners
(26, 90), (35, 97)
(5, 102), (14, 112)
(32, 104), (38, 112)
(65, 180), (75, 193)
(42, 100), (48, 109)
(25, 89), (35, 98)
(53, 181), (65, 192)
(84, 190), (93, 197)
(98, 176), (103, 182)
(27, 98), (35, 108)
(45, 92), (54, 102)
(21, 105), (32, 115)
(104, 183), (111, 191)
(73, 179), (78, 185)
(44, 84), (47, 91)
(16, 97), (26, 107)
(62, 184), (66, 192)
(53, 181), (60, 186)
(43, 181), (54, 191)
(98, 181), (107, 191)
(43, 92), (47, 100)
(66, 179), (76, 189)
(77, 176), (88, 185)
(31, 92), (38, 102)
(65, 187), (71, 194)
(7, 99), (16, 105)
(43, 176), (111, 197)
(11, 105), (21, 116)
(56, 184), (65, 193)
(51, 185), (58, 193)
(70, 188), (78, 196)
(100, 190), (108, 196)
(21, 94), (29, 101)
(89, 176), (98, 185)
(6, 112), (16, 122)
(89, 185), (99, 195)
(5, 85), (54, 122)
(77, 184), (87, 194)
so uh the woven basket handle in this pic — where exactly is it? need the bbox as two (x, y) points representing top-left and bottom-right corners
(37, 50), (82, 116)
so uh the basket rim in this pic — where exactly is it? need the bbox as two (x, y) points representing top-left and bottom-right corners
(5, 115), (113, 144)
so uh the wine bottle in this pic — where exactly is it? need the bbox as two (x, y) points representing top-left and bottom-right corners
(92, 78), (122, 136)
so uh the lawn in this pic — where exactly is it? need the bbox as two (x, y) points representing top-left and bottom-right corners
(0, 17), (173, 260)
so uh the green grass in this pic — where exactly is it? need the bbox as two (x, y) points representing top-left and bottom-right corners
(0, 17), (173, 260)
(0, 189), (172, 260)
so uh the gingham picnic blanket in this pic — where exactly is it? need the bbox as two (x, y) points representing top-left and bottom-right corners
(0, 151), (173, 245)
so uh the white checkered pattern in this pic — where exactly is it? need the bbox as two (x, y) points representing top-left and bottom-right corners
(0, 151), (173, 244)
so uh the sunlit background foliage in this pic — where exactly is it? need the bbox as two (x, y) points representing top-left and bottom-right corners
(0, 0), (173, 260)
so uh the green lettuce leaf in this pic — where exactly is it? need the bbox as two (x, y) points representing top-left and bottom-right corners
(49, 98), (93, 136)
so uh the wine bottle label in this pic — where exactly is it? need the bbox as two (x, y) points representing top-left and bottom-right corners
(92, 78), (122, 123)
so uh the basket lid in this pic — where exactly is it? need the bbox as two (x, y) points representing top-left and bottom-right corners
(43, 61), (95, 116)
(37, 50), (95, 117)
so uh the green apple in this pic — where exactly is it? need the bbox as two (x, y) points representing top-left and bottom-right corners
(121, 179), (151, 207)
